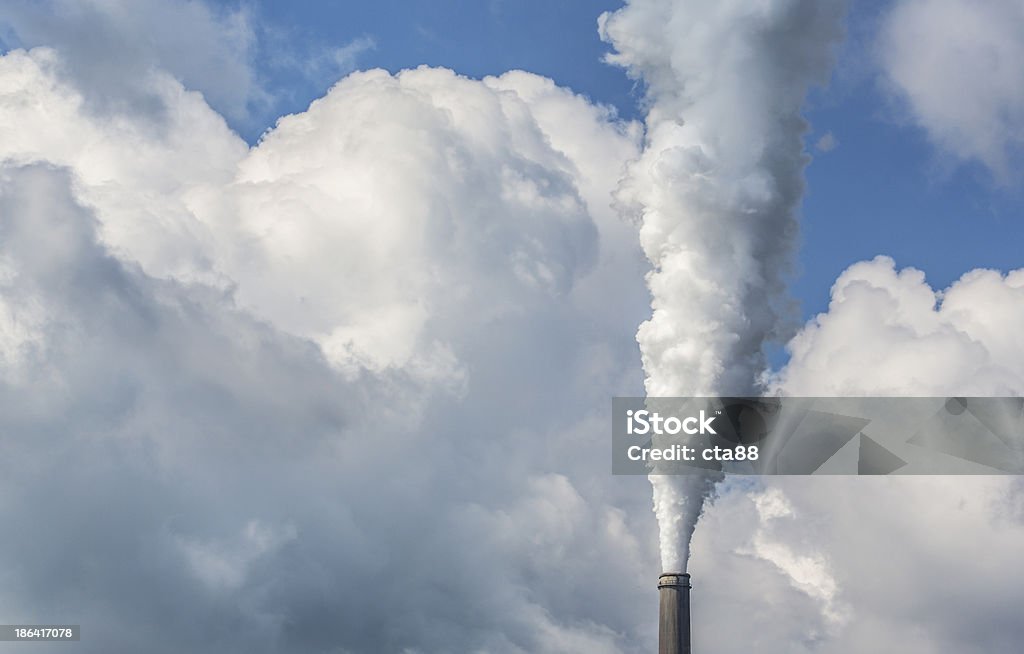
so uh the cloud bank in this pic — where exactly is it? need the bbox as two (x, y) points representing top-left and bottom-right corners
(690, 475), (1024, 654)
(0, 44), (661, 653)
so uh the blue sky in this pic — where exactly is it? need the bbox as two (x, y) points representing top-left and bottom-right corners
(247, 0), (639, 124)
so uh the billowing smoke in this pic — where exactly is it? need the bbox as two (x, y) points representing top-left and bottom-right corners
(600, 0), (847, 572)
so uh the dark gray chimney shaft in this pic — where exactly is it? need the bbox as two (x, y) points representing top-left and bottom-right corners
(658, 573), (691, 654)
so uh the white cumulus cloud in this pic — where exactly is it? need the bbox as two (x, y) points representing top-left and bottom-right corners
(0, 43), (657, 652)
(775, 255), (1024, 395)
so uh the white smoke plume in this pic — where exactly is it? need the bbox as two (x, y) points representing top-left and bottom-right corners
(600, 0), (847, 572)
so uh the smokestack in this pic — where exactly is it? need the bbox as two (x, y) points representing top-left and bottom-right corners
(658, 573), (691, 654)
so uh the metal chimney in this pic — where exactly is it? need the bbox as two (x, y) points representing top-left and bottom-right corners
(658, 573), (691, 654)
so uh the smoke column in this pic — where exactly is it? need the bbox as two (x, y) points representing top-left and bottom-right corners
(600, 0), (847, 572)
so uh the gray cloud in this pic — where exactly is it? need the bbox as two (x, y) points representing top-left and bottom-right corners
(0, 0), (262, 122)
(689, 476), (1024, 654)
(0, 0), (373, 131)
(0, 26), (665, 648)
(0, 162), (660, 653)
